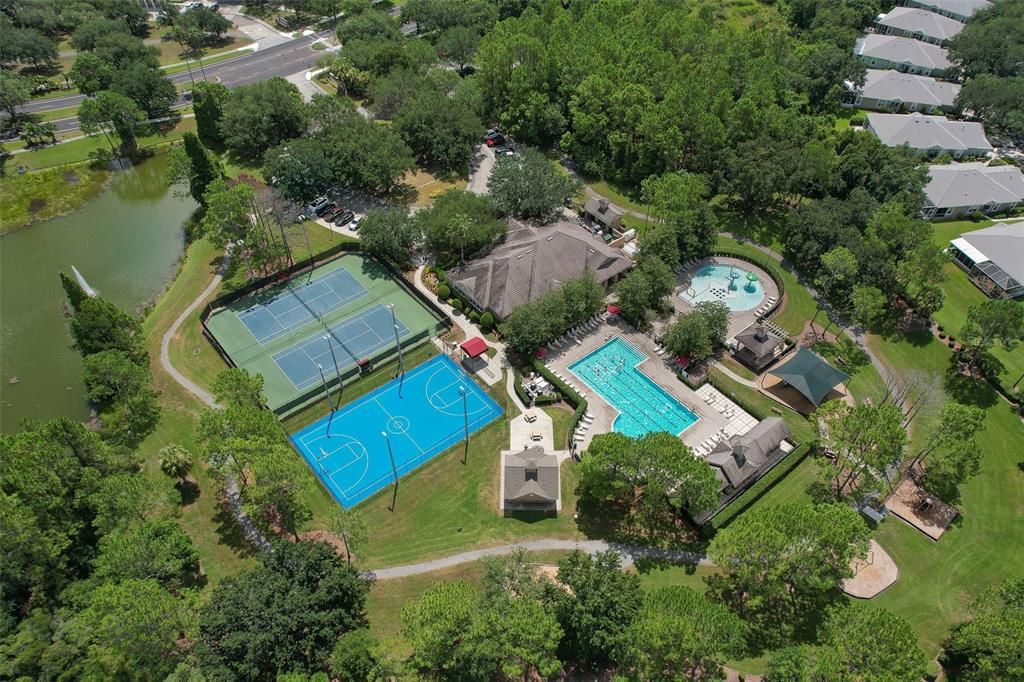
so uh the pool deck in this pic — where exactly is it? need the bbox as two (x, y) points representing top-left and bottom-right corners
(542, 318), (757, 451)
(670, 256), (780, 339)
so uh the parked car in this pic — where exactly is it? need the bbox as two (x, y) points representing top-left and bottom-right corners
(494, 145), (515, 157)
(334, 209), (355, 226)
(307, 196), (331, 215)
(348, 216), (361, 231)
(321, 206), (342, 222)
(485, 132), (505, 147)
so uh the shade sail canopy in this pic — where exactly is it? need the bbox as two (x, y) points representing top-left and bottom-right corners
(769, 348), (850, 407)
(461, 337), (489, 358)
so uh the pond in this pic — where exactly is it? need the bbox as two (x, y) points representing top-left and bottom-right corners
(0, 154), (195, 432)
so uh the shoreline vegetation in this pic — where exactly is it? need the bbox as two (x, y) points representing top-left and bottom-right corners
(0, 165), (111, 234)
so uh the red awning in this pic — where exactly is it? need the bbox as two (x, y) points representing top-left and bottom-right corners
(461, 337), (488, 358)
(607, 304), (621, 314)
(674, 356), (691, 368)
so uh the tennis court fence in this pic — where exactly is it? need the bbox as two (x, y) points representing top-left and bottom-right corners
(199, 244), (454, 418)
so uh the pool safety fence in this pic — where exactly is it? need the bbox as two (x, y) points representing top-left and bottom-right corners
(710, 247), (786, 320)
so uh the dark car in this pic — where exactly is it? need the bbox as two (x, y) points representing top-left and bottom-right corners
(321, 205), (342, 222)
(494, 145), (516, 157)
(315, 201), (336, 216)
(485, 132), (505, 147)
(334, 209), (355, 226)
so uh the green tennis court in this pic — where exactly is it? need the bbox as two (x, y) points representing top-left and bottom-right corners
(204, 254), (443, 414)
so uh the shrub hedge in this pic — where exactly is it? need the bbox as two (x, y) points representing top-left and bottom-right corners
(531, 359), (588, 443)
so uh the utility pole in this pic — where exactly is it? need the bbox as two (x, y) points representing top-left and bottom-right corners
(388, 304), (405, 397)
(318, 364), (335, 434)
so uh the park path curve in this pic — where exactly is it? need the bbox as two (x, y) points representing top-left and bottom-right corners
(368, 539), (711, 579)
(158, 263), (221, 408)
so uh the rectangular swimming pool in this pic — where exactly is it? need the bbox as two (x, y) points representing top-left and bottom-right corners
(569, 337), (698, 438)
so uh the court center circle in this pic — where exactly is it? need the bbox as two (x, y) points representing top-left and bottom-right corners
(386, 415), (411, 435)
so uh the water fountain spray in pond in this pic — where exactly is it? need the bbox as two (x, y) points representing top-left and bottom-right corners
(70, 265), (98, 298)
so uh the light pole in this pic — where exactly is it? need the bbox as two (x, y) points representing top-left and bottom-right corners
(323, 334), (343, 398)
(318, 364), (335, 434)
(381, 431), (399, 512)
(460, 386), (469, 465)
(388, 304), (405, 396)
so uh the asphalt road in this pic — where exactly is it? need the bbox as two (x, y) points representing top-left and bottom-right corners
(17, 30), (332, 133)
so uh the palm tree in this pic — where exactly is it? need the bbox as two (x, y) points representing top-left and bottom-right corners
(159, 443), (194, 485)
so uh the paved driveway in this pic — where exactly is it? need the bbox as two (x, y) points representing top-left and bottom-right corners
(466, 144), (495, 194)
(224, 9), (292, 48)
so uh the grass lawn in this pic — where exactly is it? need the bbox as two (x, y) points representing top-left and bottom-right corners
(735, 327), (1024, 665)
(141, 237), (257, 585)
(403, 168), (465, 207)
(352, 383), (584, 569)
(866, 331), (1024, 657)
(717, 354), (756, 381)
(543, 403), (574, 449)
(932, 262), (1024, 390)
(834, 108), (869, 131)
(587, 178), (647, 215)
(38, 105), (81, 123)
(0, 164), (110, 234)
(14, 117), (198, 170)
(161, 41), (255, 76)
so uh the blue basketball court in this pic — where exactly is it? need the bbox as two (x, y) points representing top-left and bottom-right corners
(238, 268), (368, 344)
(272, 304), (410, 390)
(291, 354), (503, 508)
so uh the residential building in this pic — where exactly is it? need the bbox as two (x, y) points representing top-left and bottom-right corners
(949, 223), (1024, 298)
(876, 7), (966, 46)
(854, 34), (952, 77)
(902, 0), (992, 22)
(844, 69), (960, 114)
(446, 220), (632, 320)
(501, 445), (560, 513)
(922, 163), (1024, 219)
(865, 112), (992, 157)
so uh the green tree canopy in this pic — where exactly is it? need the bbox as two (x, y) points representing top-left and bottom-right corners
(417, 189), (504, 266)
(707, 503), (870, 645)
(197, 540), (369, 680)
(621, 585), (747, 681)
(944, 576), (1024, 682)
(220, 77), (308, 161)
(487, 146), (582, 221)
(355, 207), (420, 269)
(394, 88), (485, 173)
(92, 519), (201, 591)
(662, 300), (730, 362)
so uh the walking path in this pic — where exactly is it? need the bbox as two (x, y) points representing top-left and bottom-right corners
(368, 538), (711, 579)
(156, 250), (271, 551)
(711, 360), (759, 388)
(159, 256), (223, 408)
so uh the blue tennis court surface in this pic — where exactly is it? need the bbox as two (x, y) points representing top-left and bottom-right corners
(291, 354), (503, 508)
(238, 268), (368, 344)
(273, 304), (410, 390)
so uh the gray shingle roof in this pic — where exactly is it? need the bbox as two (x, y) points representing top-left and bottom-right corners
(735, 324), (786, 358)
(877, 7), (966, 42)
(908, 0), (992, 19)
(924, 163), (1024, 209)
(447, 221), (632, 319)
(856, 69), (960, 109)
(854, 34), (952, 71)
(867, 112), (991, 153)
(583, 198), (625, 228)
(706, 417), (789, 489)
(504, 446), (560, 504)
(958, 223), (1024, 288)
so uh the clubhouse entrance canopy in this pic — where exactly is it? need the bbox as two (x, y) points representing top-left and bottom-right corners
(461, 337), (488, 359)
(768, 348), (850, 407)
